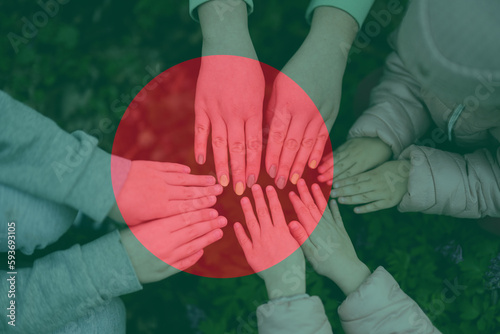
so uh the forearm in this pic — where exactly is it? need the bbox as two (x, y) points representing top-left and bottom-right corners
(198, 0), (256, 58)
(308, 6), (359, 58)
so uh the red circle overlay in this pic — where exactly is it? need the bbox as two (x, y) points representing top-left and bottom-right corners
(111, 56), (333, 278)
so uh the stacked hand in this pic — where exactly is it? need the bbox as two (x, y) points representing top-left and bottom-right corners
(288, 179), (371, 295)
(113, 161), (226, 283)
(234, 185), (306, 299)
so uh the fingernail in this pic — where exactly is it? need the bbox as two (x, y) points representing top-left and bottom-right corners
(291, 173), (300, 185)
(333, 182), (339, 188)
(197, 154), (204, 164)
(330, 190), (337, 197)
(269, 165), (277, 178)
(309, 160), (317, 169)
(218, 217), (227, 227)
(235, 182), (245, 196)
(289, 222), (299, 230)
(209, 196), (217, 203)
(210, 210), (218, 218)
(247, 174), (256, 188)
(339, 197), (345, 203)
(276, 176), (286, 189)
(215, 230), (223, 239)
(220, 174), (229, 187)
(354, 208), (360, 214)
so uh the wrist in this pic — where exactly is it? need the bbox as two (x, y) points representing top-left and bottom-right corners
(262, 264), (306, 300)
(328, 260), (371, 296)
(308, 6), (358, 58)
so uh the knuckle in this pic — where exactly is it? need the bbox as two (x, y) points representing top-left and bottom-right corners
(271, 131), (286, 144)
(301, 138), (315, 149)
(195, 124), (209, 135)
(230, 141), (245, 154)
(285, 139), (299, 150)
(256, 207), (269, 218)
(246, 136), (262, 151)
(213, 136), (227, 148)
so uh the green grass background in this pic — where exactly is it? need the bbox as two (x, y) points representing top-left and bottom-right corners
(1, 0), (499, 333)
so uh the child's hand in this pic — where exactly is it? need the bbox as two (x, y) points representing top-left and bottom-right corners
(288, 181), (370, 295)
(234, 185), (306, 299)
(120, 208), (226, 283)
(330, 160), (410, 214)
(115, 161), (223, 226)
(318, 137), (392, 184)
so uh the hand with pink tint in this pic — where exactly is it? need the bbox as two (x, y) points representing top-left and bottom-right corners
(121, 208), (226, 283)
(113, 161), (223, 226)
(288, 180), (370, 296)
(234, 185), (306, 299)
(264, 70), (331, 190)
(194, 55), (265, 196)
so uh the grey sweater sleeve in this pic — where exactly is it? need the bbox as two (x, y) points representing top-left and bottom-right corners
(0, 91), (131, 223)
(0, 230), (142, 333)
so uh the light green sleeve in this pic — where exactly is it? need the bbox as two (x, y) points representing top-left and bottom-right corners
(306, 0), (375, 27)
(189, 0), (254, 22)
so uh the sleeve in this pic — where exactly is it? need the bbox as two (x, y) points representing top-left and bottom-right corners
(338, 267), (441, 334)
(0, 230), (142, 333)
(189, 0), (254, 22)
(0, 90), (131, 223)
(305, 0), (375, 26)
(397, 145), (500, 218)
(257, 294), (333, 334)
(348, 52), (432, 158)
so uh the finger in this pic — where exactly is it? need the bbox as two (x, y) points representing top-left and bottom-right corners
(245, 115), (262, 189)
(265, 108), (291, 179)
(330, 182), (372, 198)
(211, 119), (230, 187)
(265, 185), (287, 228)
(176, 217), (228, 244)
(354, 200), (388, 214)
(289, 122), (321, 185)
(297, 179), (322, 222)
(142, 161), (191, 173)
(317, 152), (334, 174)
(169, 196), (218, 216)
(330, 159), (357, 182)
(288, 221), (317, 259)
(228, 119), (246, 195)
(328, 199), (346, 230)
(175, 229), (224, 258)
(194, 110), (210, 165)
(308, 125), (329, 170)
(317, 169), (334, 183)
(288, 191), (316, 235)
(172, 249), (204, 271)
(251, 185), (272, 231)
(169, 208), (220, 230)
(234, 222), (253, 253)
(174, 184), (223, 200)
(338, 192), (379, 205)
(166, 173), (216, 186)
(311, 183), (328, 213)
(240, 196), (261, 242)
(275, 120), (307, 189)
(332, 174), (371, 189)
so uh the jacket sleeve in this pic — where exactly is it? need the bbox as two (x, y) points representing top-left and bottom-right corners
(338, 267), (441, 334)
(305, 0), (375, 26)
(0, 230), (142, 333)
(0, 91), (130, 223)
(257, 294), (333, 334)
(397, 145), (500, 218)
(348, 52), (432, 158)
(189, 0), (254, 22)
